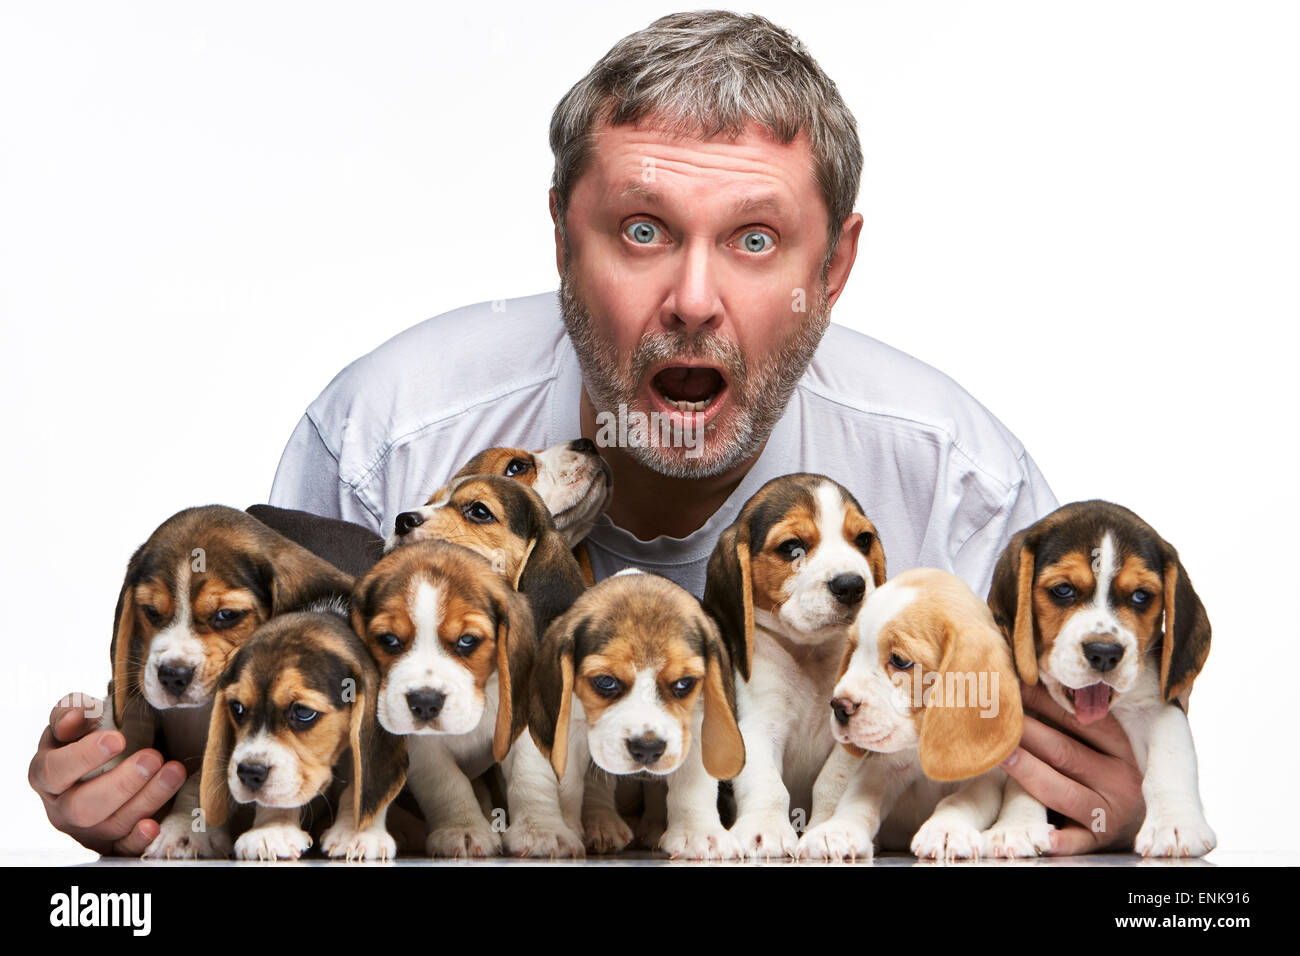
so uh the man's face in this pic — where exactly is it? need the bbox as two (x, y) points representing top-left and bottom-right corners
(556, 118), (856, 478)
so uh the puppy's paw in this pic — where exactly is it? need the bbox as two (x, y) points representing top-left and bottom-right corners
(728, 813), (800, 860)
(582, 808), (633, 855)
(320, 823), (397, 862)
(1134, 810), (1216, 858)
(982, 821), (1054, 859)
(633, 813), (666, 851)
(142, 817), (230, 860)
(234, 823), (313, 861)
(504, 817), (585, 859)
(911, 817), (984, 861)
(796, 820), (875, 862)
(658, 823), (743, 861)
(425, 821), (502, 859)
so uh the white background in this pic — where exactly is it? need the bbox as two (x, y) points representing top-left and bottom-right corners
(2, 1), (1296, 861)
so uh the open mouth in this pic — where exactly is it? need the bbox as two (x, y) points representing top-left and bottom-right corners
(651, 366), (726, 414)
(1065, 682), (1114, 725)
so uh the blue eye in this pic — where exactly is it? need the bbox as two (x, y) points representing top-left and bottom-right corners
(1132, 590), (1151, 606)
(1050, 583), (1077, 601)
(591, 675), (623, 698)
(670, 677), (697, 699)
(740, 230), (773, 253)
(454, 634), (481, 656)
(288, 703), (319, 728)
(625, 221), (659, 244)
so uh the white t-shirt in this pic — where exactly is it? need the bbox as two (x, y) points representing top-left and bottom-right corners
(268, 291), (1058, 599)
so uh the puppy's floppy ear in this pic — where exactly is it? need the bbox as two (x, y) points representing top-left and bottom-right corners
(698, 615), (745, 780)
(528, 608), (578, 779)
(245, 504), (386, 579)
(491, 586), (538, 762)
(701, 523), (754, 681)
(863, 525), (887, 589)
(346, 655), (408, 831)
(259, 533), (356, 615)
(918, 617), (1023, 781)
(1158, 543), (1211, 703)
(987, 528), (1038, 685)
(109, 544), (147, 727)
(515, 528), (586, 634)
(199, 685), (236, 829)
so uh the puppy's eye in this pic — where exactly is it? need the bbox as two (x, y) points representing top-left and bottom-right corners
(463, 501), (496, 524)
(210, 608), (247, 630)
(454, 634), (481, 656)
(375, 632), (403, 654)
(1049, 583), (1077, 602)
(229, 700), (246, 722)
(775, 538), (807, 561)
(889, 654), (913, 671)
(288, 703), (320, 728)
(504, 458), (532, 477)
(141, 605), (163, 627)
(670, 677), (697, 699)
(590, 675), (623, 699)
(854, 531), (874, 552)
(1131, 589), (1152, 607)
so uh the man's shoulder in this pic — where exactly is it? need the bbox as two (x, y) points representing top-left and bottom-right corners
(799, 322), (1031, 488)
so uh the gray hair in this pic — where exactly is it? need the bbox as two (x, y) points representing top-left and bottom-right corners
(549, 10), (863, 273)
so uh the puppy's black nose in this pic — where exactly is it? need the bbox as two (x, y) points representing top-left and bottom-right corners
(236, 762), (269, 791)
(1083, 641), (1125, 673)
(626, 734), (666, 766)
(828, 573), (866, 606)
(831, 697), (857, 725)
(407, 689), (446, 722)
(157, 664), (194, 697)
(569, 437), (597, 455)
(394, 512), (424, 536)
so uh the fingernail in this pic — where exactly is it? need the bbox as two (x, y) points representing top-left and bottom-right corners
(99, 733), (124, 757)
(135, 752), (162, 778)
(160, 763), (186, 790)
(1000, 747), (1021, 769)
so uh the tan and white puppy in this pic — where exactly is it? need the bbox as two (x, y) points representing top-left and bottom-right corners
(701, 473), (886, 859)
(95, 505), (356, 858)
(352, 540), (583, 858)
(529, 570), (746, 860)
(199, 610), (407, 860)
(984, 500), (1214, 858)
(797, 568), (1023, 861)
(451, 439), (612, 546)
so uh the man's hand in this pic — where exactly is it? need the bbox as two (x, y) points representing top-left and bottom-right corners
(28, 695), (187, 856)
(1000, 682), (1146, 855)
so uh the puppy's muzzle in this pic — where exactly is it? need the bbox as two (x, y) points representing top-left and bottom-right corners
(831, 697), (857, 726)
(394, 512), (424, 537)
(1082, 639), (1125, 673)
(156, 663), (195, 698)
(236, 761), (269, 793)
(625, 733), (667, 767)
(827, 573), (866, 607)
(569, 437), (598, 455)
(406, 689), (446, 723)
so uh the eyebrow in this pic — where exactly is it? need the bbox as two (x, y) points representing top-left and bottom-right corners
(616, 181), (786, 218)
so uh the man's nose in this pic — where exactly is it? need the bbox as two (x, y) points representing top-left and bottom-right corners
(665, 240), (721, 333)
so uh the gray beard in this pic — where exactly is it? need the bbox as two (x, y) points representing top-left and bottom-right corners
(559, 269), (831, 479)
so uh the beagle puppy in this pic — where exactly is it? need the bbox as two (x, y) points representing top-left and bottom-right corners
(352, 539), (583, 857)
(984, 500), (1214, 858)
(451, 438), (612, 547)
(529, 570), (747, 860)
(385, 473), (586, 634)
(701, 473), (886, 859)
(96, 504), (356, 858)
(199, 610), (407, 860)
(797, 568), (1023, 861)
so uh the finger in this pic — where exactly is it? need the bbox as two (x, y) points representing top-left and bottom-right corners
(1047, 824), (1102, 857)
(112, 818), (162, 858)
(53, 750), (162, 830)
(1019, 682), (1135, 762)
(1018, 715), (1123, 784)
(99, 761), (187, 844)
(49, 697), (105, 743)
(32, 727), (125, 797)
(999, 743), (1103, 828)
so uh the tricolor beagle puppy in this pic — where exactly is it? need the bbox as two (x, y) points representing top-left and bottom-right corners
(96, 505), (355, 858)
(451, 438), (612, 547)
(529, 570), (747, 860)
(199, 610), (407, 860)
(352, 539), (583, 857)
(701, 473), (886, 859)
(797, 568), (1023, 861)
(984, 500), (1215, 858)
(385, 473), (586, 634)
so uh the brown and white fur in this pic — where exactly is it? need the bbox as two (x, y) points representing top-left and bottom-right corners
(797, 568), (1023, 861)
(199, 610), (407, 860)
(95, 505), (355, 858)
(528, 570), (746, 860)
(701, 474), (886, 859)
(984, 500), (1214, 858)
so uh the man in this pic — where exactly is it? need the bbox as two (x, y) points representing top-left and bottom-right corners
(30, 11), (1144, 857)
